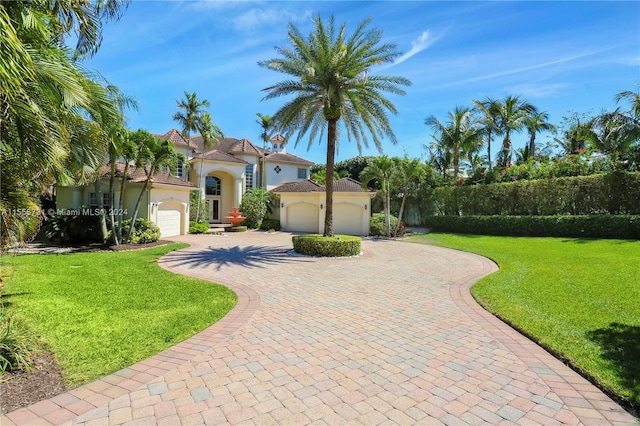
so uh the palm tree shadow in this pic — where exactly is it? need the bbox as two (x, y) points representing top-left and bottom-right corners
(586, 322), (640, 412)
(164, 245), (310, 271)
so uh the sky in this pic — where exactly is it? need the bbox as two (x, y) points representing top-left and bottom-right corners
(84, 1), (640, 165)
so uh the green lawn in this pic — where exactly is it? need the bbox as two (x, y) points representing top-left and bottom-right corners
(1, 244), (237, 387)
(408, 233), (640, 412)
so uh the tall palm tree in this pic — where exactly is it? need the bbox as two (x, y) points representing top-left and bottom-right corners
(495, 95), (537, 167)
(424, 137), (452, 180)
(584, 111), (638, 166)
(523, 111), (555, 161)
(393, 156), (426, 236)
(126, 135), (182, 243)
(615, 89), (640, 122)
(256, 113), (275, 189)
(425, 106), (482, 179)
(472, 97), (501, 170)
(259, 14), (410, 237)
(173, 92), (222, 221)
(361, 155), (396, 237)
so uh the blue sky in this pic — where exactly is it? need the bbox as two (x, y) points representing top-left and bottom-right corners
(85, 1), (640, 165)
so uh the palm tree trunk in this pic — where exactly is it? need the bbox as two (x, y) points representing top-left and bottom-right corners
(195, 157), (205, 222)
(324, 119), (337, 237)
(108, 160), (118, 245)
(529, 134), (536, 160)
(395, 185), (408, 237)
(126, 169), (153, 243)
(117, 162), (129, 243)
(385, 185), (391, 237)
(94, 179), (107, 244)
(487, 130), (492, 170)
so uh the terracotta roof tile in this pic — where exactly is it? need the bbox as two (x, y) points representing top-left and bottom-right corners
(265, 152), (314, 166)
(271, 180), (324, 193)
(271, 178), (370, 193)
(158, 129), (190, 148)
(98, 163), (196, 188)
(195, 150), (247, 164)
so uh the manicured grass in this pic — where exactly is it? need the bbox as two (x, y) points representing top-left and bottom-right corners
(408, 233), (640, 411)
(0, 244), (237, 387)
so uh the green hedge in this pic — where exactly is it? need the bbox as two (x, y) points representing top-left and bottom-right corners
(432, 173), (640, 216)
(292, 234), (361, 257)
(422, 215), (640, 239)
(189, 221), (210, 234)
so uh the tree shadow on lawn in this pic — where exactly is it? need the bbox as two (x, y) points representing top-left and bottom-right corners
(586, 322), (640, 413)
(163, 245), (311, 271)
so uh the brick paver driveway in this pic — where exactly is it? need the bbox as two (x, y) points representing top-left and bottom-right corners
(3, 231), (636, 425)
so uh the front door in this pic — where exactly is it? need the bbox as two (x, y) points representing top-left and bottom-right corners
(208, 198), (221, 223)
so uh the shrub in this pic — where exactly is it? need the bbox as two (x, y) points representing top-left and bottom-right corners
(189, 221), (210, 234)
(422, 215), (640, 239)
(43, 211), (102, 243)
(226, 226), (247, 233)
(0, 307), (33, 373)
(240, 189), (272, 229)
(369, 212), (400, 237)
(189, 191), (209, 222)
(122, 218), (160, 243)
(260, 219), (281, 231)
(292, 234), (361, 257)
(430, 173), (640, 217)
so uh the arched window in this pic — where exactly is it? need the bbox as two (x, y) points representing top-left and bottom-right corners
(205, 176), (221, 195)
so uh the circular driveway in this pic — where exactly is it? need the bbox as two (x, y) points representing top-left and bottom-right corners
(2, 232), (636, 425)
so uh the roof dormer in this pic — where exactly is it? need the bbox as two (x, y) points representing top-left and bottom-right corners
(270, 134), (287, 153)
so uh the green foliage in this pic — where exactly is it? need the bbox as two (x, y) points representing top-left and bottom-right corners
(408, 234), (640, 411)
(189, 221), (210, 234)
(0, 244), (236, 386)
(292, 234), (361, 257)
(226, 226), (247, 233)
(0, 307), (34, 373)
(122, 218), (160, 244)
(189, 191), (209, 222)
(43, 212), (102, 243)
(240, 189), (272, 229)
(369, 212), (401, 237)
(422, 215), (640, 239)
(432, 173), (640, 216)
(259, 219), (281, 231)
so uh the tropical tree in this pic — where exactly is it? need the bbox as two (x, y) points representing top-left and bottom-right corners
(472, 97), (501, 170)
(523, 111), (555, 161)
(173, 92), (222, 221)
(310, 169), (348, 184)
(425, 137), (453, 180)
(392, 156), (426, 236)
(494, 95), (537, 167)
(256, 113), (275, 188)
(361, 155), (396, 237)
(259, 14), (410, 236)
(125, 135), (182, 243)
(584, 111), (638, 166)
(615, 89), (640, 122)
(425, 106), (482, 179)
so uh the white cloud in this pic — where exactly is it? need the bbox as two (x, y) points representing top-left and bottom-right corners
(506, 83), (569, 99)
(389, 30), (440, 67)
(231, 7), (312, 32)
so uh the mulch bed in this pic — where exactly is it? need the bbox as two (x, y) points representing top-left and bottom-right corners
(0, 351), (66, 415)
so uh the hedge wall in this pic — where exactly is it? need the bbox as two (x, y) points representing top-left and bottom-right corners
(422, 215), (640, 239)
(431, 173), (640, 217)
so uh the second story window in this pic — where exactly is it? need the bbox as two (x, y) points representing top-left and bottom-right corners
(297, 168), (307, 179)
(245, 165), (254, 190)
(175, 161), (184, 178)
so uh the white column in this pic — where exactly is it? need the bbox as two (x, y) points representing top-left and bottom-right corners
(235, 178), (243, 207)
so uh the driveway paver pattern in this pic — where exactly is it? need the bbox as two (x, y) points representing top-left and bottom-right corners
(2, 231), (637, 425)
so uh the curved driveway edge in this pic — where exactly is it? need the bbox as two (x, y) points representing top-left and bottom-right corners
(1, 231), (636, 425)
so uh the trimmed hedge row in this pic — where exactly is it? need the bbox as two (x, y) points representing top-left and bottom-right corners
(422, 215), (640, 239)
(292, 234), (361, 257)
(432, 173), (640, 216)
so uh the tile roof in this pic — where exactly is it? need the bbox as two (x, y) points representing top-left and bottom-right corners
(265, 151), (314, 166)
(194, 149), (247, 164)
(99, 163), (197, 188)
(158, 129), (190, 148)
(189, 136), (262, 156)
(271, 180), (324, 193)
(271, 177), (371, 193)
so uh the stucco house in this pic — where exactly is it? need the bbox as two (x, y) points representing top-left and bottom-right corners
(56, 129), (372, 237)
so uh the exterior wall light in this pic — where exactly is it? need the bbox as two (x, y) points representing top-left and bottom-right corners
(320, 203), (324, 210)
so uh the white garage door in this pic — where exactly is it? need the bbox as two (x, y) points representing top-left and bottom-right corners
(333, 203), (363, 235)
(157, 203), (181, 237)
(287, 203), (319, 233)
